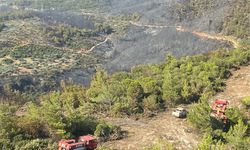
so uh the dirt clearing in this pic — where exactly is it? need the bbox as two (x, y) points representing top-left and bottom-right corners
(103, 110), (199, 150)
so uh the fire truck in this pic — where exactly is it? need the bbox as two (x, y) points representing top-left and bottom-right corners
(58, 135), (98, 150)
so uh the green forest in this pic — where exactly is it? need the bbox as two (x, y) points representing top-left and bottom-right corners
(1, 42), (250, 149)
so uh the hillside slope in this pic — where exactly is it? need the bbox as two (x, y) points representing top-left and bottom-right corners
(213, 65), (250, 107)
(102, 65), (250, 150)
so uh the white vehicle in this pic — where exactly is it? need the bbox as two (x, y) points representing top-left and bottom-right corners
(172, 107), (187, 118)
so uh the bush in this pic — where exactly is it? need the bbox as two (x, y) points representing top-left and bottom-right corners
(94, 123), (122, 141)
(225, 108), (246, 124)
(143, 94), (164, 113)
(197, 134), (225, 150)
(94, 123), (112, 141)
(108, 125), (123, 141)
(241, 96), (250, 108)
(127, 81), (144, 102)
(187, 93), (212, 132)
(68, 116), (99, 137)
(224, 120), (249, 149)
(14, 139), (56, 150)
(17, 119), (50, 139)
(2, 58), (14, 65)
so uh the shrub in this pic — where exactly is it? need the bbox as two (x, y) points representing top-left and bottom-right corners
(108, 125), (123, 141)
(127, 81), (144, 102)
(2, 58), (14, 65)
(14, 139), (56, 150)
(94, 123), (122, 141)
(94, 123), (112, 141)
(225, 108), (246, 124)
(224, 120), (249, 149)
(17, 119), (50, 139)
(187, 93), (212, 132)
(241, 96), (250, 108)
(110, 102), (131, 116)
(197, 134), (225, 150)
(143, 94), (164, 113)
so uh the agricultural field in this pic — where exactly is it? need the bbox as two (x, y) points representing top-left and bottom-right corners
(0, 8), (117, 92)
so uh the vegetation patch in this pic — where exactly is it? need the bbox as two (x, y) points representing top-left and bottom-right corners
(0, 85), (123, 150)
(10, 44), (65, 59)
(241, 96), (250, 108)
(42, 24), (110, 49)
(0, 10), (34, 22)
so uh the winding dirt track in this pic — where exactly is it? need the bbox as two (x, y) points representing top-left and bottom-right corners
(191, 31), (239, 49)
(87, 36), (111, 52)
(129, 21), (239, 49)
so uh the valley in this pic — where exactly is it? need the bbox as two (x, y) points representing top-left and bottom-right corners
(0, 1), (234, 92)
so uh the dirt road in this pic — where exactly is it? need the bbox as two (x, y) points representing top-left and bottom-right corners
(129, 21), (239, 49)
(103, 110), (199, 150)
(87, 36), (111, 52)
